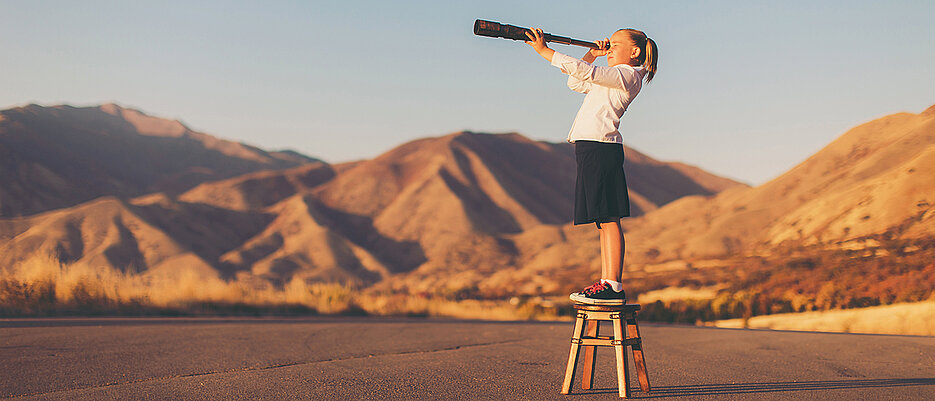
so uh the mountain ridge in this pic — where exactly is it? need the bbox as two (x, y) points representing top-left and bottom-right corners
(4, 102), (930, 300)
(0, 103), (319, 217)
(0, 103), (746, 289)
(620, 105), (935, 266)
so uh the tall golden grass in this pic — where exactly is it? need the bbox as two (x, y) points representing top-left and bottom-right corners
(0, 256), (565, 320)
(0, 255), (358, 316)
(5, 252), (932, 335)
(713, 298), (935, 336)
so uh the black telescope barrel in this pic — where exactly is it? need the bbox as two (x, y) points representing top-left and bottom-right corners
(473, 19), (603, 50)
(473, 19), (528, 41)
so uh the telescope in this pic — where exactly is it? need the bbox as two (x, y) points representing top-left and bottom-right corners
(473, 19), (606, 50)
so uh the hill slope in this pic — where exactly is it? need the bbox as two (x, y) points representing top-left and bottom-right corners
(0, 103), (318, 217)
(623, 105), (935, 265)
(376, 104), (935, 296)
(2, 103), (933, 318)
(1, 120), (743, 289)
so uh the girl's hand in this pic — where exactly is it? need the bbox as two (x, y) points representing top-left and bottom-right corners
(524, 27), (548, 51)
(588, 38), (610, 58)
(525, 27), (555, 62)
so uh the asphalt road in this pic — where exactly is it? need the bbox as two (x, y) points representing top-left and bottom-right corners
(1, 317), (934, 400)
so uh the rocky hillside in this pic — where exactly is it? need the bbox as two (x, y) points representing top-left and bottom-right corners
(0, 103), (317, 217)
(0, 109), (744, 292)
(620, 104), (935, 266)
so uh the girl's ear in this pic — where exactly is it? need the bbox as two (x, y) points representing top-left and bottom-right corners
(630, 46), (641, 60)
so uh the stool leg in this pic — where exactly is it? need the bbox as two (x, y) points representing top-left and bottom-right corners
(561, 313), (586, 394)
(581, 320), (599, 390)
(627, 314), (651, 393)
(612, 315), (631, 398)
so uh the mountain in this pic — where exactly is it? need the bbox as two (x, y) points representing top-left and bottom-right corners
(0, 103), (318, 217)
(178, 162), (336, 212)
(0, 193), (394, 288)
(3, 102), (933, 318)
(374, 105), (935, 297)
(620, 104), (935, 266)
(0, 113), (744, 290)
(5, 100), (932, 301)
(0, 196), (251, 282)
(315, 131), (743, 230)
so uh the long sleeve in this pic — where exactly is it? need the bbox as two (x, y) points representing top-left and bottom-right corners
(566, 75), (591, 94)
(551, 51), (637, 92)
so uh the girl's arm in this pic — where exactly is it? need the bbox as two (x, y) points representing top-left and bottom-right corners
(526, 29), (608, 62)
(566, 74), (592, 93)
(526, 28), (635, 91)
(566, 39), (609, 93)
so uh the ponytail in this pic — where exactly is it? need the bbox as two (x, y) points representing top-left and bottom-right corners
(618, 29), (658, 83)
(643, 37), (657, 83)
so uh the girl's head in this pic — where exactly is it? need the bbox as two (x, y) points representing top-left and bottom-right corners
(607, 29), (657, 83)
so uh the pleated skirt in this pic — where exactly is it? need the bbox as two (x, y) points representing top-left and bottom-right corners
(574, 140), (631, 227)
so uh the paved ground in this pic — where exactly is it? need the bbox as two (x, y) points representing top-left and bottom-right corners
(1, 317), (934, 400)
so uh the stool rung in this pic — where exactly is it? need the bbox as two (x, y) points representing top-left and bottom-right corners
(577, 337), (642, 347)
(582, 335), (641, 342)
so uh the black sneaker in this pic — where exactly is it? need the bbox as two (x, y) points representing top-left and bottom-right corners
(570, 281), (604, 298)
(569, 281), (626, 305)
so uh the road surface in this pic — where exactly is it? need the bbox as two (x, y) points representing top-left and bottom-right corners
(1, 317), (934, 400)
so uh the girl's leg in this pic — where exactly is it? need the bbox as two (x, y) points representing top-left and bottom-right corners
(599, 223), (609, 280)
(598, 219), (625, 282)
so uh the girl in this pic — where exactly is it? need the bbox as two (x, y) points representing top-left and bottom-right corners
(525, 27), (657, 305)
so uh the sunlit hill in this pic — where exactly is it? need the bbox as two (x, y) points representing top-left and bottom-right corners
(1, 103), (933, 334)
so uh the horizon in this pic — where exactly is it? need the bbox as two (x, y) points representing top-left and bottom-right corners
(0, 100), (769, 183)
(8, 99), (932, 188)
(2, 1), (934, 185)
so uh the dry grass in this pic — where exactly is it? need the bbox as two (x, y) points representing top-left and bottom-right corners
(357, 294), (568, 321)
(6, 255), (932, 333)
(0, 256), (567, 320)
(712, 298), (935, 336)
(0, 255), (359, 316)
(637, 286), (722, 304)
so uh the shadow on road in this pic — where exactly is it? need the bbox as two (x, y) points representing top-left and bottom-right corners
(584, 378), (935, 398)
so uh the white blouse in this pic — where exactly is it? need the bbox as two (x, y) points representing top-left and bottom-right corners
(550, 51), (646, 144)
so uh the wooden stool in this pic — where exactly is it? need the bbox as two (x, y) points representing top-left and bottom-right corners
(561, 303), (650, 398)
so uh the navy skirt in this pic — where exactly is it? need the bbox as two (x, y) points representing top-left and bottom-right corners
(574, 140), (631, 227)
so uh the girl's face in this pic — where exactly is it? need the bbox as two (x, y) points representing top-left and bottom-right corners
(606, 31), (640, 67)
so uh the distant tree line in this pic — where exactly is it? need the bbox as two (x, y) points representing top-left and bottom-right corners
(634, 237), (935, 324)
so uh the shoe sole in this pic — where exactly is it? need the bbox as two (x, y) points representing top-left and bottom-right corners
(569, 293), (626, 305)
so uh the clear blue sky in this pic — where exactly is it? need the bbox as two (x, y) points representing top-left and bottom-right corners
(2, 1), (933, 185)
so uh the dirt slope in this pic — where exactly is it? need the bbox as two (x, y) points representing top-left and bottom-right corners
(0, 103), (317, 217)
(623, 105), (935, 264)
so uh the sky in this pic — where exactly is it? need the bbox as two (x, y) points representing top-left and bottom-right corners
(1, 0), (933, 185)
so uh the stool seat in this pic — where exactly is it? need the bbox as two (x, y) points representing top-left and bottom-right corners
(561, 302), (650, 398)
(573, 303), (641, 312)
